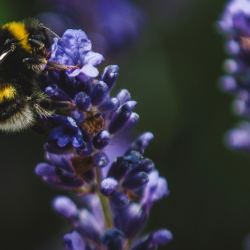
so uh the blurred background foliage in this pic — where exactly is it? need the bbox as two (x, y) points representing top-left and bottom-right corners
(0, 0), (249, 249)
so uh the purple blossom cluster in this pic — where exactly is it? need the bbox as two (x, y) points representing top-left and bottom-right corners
(218, 0), (250, 154)
(37, 0), (146, 59)
(35, 28), (172, 249)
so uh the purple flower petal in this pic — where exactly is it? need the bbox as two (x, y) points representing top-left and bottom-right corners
(35, 163), (57, 177)
(93, 151), (110, 168)
(129, 229), (172, 250)
(100, 65), (119, 90)
(116, 89), (131, 105)
(84, 51), (104, 66)
(52, 196), (78, 219)
(48, 116), (84, 148)
(152, 177), (170, 202)
(151, 229), (173, 246)
(122, 172), (149, 190)
(126, 132), (154, 155)
(75, 194), (106, 232)
(76, 208), (105, 242)
(111, 192), (129, 208)
(46, 152), (74, 172)
(93, 130), (110, 149)
(57, 136), (71, 147)
(114, 203), (148, 238)
(100, 229), (126, 250)
(44, 176), (84, 189)
(63, 230), (86, 250)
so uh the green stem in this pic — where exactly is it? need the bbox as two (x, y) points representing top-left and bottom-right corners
(124, 240), (131, 250)
(96, 167), (113, 229)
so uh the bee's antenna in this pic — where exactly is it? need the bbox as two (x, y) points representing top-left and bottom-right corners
(42, 26), (67, 47)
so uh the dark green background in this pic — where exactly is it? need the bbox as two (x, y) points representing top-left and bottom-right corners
(0, 0), (249, 249)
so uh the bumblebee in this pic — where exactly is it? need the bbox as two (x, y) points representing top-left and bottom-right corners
(0, 19), (71, 133)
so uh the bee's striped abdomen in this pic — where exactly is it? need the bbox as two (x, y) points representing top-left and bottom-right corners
(0, 83), (16, 103)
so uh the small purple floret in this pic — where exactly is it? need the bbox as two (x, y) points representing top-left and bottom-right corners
(108, 156), (130, 181)
(100, 65), (120, 90)
(50, 29), (104, 81)
(114, 203), (148, 238)
(35, 163), (58, 177)
(100, 229), (125, 250)
(218, 75), (237, 92)
(49, 116), (84, 148)
(126, 132), (154, 155)
(52, 196), (78, 219)
(111, 192), (129, 208)
(98, 97), (119, 112)
(45, 84), (72, 102)
(129, 229), (173, 250)
(225, 122), (250, 151)
(93, 130), (110, 149)
(77, 208), (105, 242)
(116, 89), (131, 105)
(63, 231), (86, 250)
(93, 151), (110, 168)
(122, 172), (149, 190)
(71, 110), (85, 123)
(151, 229), (173, 245)
(121, 112), (139, 132)
(74, 92), (92, 111)
(90, 81), (109, 106)
(100, 177), (119, 196)
(108, 101), (137, 134)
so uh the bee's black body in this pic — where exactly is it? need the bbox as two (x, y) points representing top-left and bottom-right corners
(0, 19), (53, 132)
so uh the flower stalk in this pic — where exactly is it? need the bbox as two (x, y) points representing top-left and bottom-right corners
(96, 167), (114, 230)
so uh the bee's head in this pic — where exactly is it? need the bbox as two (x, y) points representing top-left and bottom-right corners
(0, 22), (33, 67)
(0, 28), (23, 65)
(1, 22), (31, 52)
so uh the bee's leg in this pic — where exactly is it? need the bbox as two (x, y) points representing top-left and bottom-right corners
(26, 94), (52, 118)
(46, 61), (81, 70)
(30, 122), (48, 136)
(23, 57), (47, 65)
(28, 38), (45, 50)
(27, 96), (49, 136)
(24, 56), (81, 70)
(31, 99), (77, 111)
(0, 44), (16, 65)
(50, 101), (77, 110)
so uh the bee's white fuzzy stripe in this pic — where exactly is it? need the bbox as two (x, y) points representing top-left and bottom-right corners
(0, 104), (34, 132)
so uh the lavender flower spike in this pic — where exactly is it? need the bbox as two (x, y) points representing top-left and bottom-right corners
(35, 28), (171, 250)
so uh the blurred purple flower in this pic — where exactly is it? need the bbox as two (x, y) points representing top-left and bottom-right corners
(35, 153), (84, 189)
(218, 0), (250, 33)
(225, 122), (250, 153)
(218, 0), (250, 154)
(53, 190), (171, 250)
(37, 0), (146, 59)
(243, 233), (250, 250)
